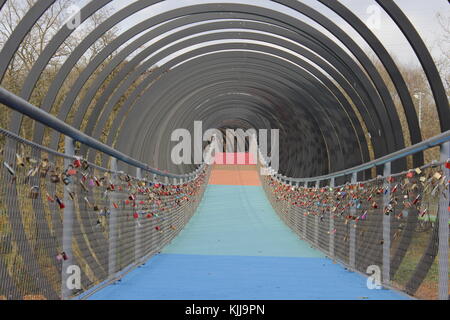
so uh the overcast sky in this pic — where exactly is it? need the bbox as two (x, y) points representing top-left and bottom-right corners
(77, 0), (449, 67)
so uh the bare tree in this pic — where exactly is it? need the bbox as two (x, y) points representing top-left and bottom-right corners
(0, 1), (78, 86)
(435, 12), (450, 94)
(0, 0), (118, 136)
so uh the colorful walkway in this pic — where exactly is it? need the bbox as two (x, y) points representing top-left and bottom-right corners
(89, 164), (408, 300)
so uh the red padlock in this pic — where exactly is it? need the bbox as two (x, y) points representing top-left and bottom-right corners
(445, 161), (450, 170)
(133, 212), (139, 219)
(46, 192), (55, 203)
(56, 196), (65, 209)
(67, 168), (77, 176)
(73, 158), (82, 168)
(420, 209), (427, 217)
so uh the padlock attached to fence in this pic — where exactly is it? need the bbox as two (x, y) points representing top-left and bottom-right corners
(81, 159), (89, 171)
(29, 186), (39, 199)
(39, 159), (50, 178)
(3, 162), (15, 176)
(50, 170), (60, 183)
(16, 153), (25, 167)
(61, 172), (72, 186)
(55, 195), (65, 209)
(73, 157), (82, 168)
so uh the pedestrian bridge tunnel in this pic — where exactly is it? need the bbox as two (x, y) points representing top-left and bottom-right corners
(0, 0), (448, 300)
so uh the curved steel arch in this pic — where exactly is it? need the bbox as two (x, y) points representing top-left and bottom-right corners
(127, 81), (332, 174)
(36, 12), (386, 155)
(76, 18), (377, 140)
(81, 22), (380, 158)
(115, 58), (352, 176)
(141, 89), (332, 177)
(0, 0), (55, 81)
(141, 99), (280, 174)
(19, 3), (401, 160)
(94, 47), (373, 178)
(0, 1), (448, 301)
(83, 38), (376, 175)
(94, 47), (358, 170)
(317, 0), (424, 165)
(376, 0), (450, 132)
(0, 0), (446, 177)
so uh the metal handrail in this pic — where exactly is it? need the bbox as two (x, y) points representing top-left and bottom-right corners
(0, 86), (202, 180)
(260, 129), (450, 184)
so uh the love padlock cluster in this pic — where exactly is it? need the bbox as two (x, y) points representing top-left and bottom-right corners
(3, 153), (90, 205)
(266, 162), (449, 235)
(2, 151), (209, 262)
(116, 170), (208, 232)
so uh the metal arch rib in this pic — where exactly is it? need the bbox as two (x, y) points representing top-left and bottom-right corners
(376, 0), (450, 132)
(22, 2), (398, 161)
(80, 19), (376, 162)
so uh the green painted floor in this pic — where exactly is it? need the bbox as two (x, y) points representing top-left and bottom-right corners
(164, 185), (324, 257)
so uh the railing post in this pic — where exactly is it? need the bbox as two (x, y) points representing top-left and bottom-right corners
(61, 137), (75, 300)
(108, 158), (118, 279)
(329, 177), (335, 259)
(438, 142), (449, 300)
(314, 180), (320, 247)
(302, 181), (308, 238)
(349, 172), (357, 270)
(382, 162), (391, 285)
(135, 168), (142, 264)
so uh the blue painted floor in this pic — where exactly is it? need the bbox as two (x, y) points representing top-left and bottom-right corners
(90, 185), (408, 300)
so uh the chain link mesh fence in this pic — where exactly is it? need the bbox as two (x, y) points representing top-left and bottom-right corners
(261, 162), (449, 300)
(0, 128), (210, 300)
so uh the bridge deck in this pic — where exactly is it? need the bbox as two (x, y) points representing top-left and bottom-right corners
(89, 165), (408, 300)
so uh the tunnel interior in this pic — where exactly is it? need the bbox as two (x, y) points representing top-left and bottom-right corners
(0, 0), (449, 302)
(1, 0), (449, 181)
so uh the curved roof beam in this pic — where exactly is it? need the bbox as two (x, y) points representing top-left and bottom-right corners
(13, 4), (398, 160)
